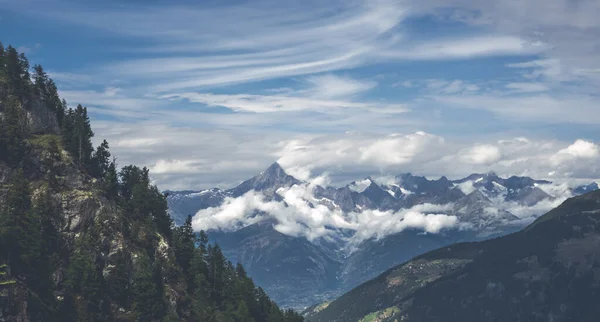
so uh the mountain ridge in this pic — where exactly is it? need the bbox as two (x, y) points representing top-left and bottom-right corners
(307, 189), (600, 321)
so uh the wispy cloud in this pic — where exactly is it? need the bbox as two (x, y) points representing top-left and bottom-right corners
(504, 82), (548, 93)
(381, 35), (546, 60)
(158, 91), (406, 114)
(432, 94), (600, 124)
(4, 0), (600, 191)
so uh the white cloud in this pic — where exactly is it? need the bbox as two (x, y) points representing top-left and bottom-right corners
(556, 140), (600, 159)
(89, 118), (600, 191)
(192, 182), (458, 245)
(460, 145), (502, 165)
(504, 82), (549, 93)
(276, 133), (600, 186)
(303, 74), (377, 99)
(358, 132), (446, 167)
(150, 160), (199, 174)
(276, 132), (451, 178)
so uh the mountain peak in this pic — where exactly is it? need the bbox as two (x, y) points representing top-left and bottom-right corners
(266, 161), (284, 172)
(231, 162), (300, 196)
(260, 162), (287, 178)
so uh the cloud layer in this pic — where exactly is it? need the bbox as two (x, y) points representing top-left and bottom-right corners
(192, 178), (459, 246)
(190, 170), (583, 246)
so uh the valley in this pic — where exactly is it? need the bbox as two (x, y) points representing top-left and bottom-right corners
(166, 162), (598, 308)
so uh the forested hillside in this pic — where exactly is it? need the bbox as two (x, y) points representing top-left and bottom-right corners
(0, 42), (302, 322)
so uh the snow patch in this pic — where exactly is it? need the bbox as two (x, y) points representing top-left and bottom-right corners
(348, 178), (372, 193)
(397, 186), (413, 195)
(187, 189), (211, 198)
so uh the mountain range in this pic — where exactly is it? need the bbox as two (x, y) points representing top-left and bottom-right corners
(305, 189), (600, 321)
(166, 162), (598, 308)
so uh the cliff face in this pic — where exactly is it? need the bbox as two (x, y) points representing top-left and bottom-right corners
(0, 134), (160, 320)
(24, 98), (60, 135)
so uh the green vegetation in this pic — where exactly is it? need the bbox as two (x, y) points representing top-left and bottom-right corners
(359, 306), (400, 322)
(0, 42), (303, 321)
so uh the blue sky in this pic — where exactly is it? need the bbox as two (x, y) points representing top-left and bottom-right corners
(1, 0), (600, 189)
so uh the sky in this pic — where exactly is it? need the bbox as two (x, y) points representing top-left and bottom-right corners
(2, 0), (600, 190)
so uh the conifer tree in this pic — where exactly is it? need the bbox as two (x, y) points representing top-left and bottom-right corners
(0, 96), (28, 166)
(132, 253), (165, 321)
(33, 64), (48, 97)
(90, 139), (110, 178)
(0, 169), (38, 274)
(65, 229), (105, 321)
(103, 159), (119, 199)
(174, 215), (196, 278)
(0, 42), (7, 98)
(106, 250), (132, 309)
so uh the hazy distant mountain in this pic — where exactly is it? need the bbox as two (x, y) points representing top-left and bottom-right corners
(166, 163), (598, 308)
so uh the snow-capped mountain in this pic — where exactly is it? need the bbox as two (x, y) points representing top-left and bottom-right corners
(165, 163), (598, 308)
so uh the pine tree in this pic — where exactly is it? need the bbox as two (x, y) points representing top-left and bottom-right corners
(106, 250), (132, 309)
(90, 139), (111, 178)
(174, 215), (196, 278)
(75, 105), (94, 166)
(27, 189), (61, 320)
(0, 169), (38, 275)
(147, 184), (173, 240)
(119, 165), (150, 200)
(102, 159), (119, 199)
(4, 46), (28, 100)
(61, 104), (94, 167)
(0, 96), (28, 167)
(132, 253), (165, 321)
(64, 227), (106, 321)
(33, 64), (48, 98)
(0, 42), (8, 99)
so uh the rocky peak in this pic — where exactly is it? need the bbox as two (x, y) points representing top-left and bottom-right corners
(395, 173), (454, 195)
(231, 162), (301, 196)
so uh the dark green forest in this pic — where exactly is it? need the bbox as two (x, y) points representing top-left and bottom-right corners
(0, 42), (303, 322)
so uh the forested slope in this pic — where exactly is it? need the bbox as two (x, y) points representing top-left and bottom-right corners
(0, 42), (302, 322)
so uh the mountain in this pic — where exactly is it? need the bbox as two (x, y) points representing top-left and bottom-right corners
(307, 189), (600, 322)
(167, 162), (299, 225)
(0, 43), (302, 322)
(167, 162), (598, 309)
(452, 190), (518, 231)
